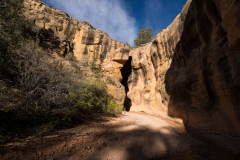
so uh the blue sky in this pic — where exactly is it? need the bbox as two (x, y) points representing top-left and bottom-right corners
(41, 0), (186, 46)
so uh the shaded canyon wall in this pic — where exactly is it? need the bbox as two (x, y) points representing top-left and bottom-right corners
(127, 0), (240, 136)
(166, 0), (240, 136)
(23, 0), (240, 136)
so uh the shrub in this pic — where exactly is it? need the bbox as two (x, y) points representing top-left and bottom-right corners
(63, 78), (122, 122)
(106, 76), (115, 85)
(18, 41), (83, 115)
(16, 41), (121, 123)
(65, 51), (76, 61)
(0, 0), (31, 79)
(104, 99), (122, 114)
(90, 60), (101, 75)
(0, 0), (123, 142)
(17, 41), (122, 119)
(0, 80), (23, 112)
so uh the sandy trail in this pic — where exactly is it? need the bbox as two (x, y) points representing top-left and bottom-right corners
(63, 112), (221, 160)
(0, 112), (237, 160)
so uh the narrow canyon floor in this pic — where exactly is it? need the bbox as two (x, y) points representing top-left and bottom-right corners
(1, 112), (240, 160)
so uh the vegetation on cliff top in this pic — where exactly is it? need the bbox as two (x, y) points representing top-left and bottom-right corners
(134, 26), (153, 46)
(0, 0), (122, 143)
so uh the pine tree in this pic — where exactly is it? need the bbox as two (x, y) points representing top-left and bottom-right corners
(134, 26), (153, 46)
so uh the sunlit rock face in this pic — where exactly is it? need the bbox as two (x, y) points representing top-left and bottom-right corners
(23, 0), (130, 105)
(23, 0), (240, 136)
(127, 1), (191, 114)
(127, 0), (240, 136)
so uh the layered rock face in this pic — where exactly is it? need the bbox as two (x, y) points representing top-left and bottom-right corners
(127, 0), (240, 136)
(23, 0), (240, 136)
(166, 0), (240, 136)
(127, 1), (191, 114)
(23, 0), (129, 105)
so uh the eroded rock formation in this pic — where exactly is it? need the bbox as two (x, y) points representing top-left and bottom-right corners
(127, 0), (240, 136)
(23, 0), (130, 105)
(23, 0), (240, 136)
(166, 0), (240, 136)
(127, 0), (191, 114)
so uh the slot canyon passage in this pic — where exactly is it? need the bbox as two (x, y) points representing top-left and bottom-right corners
(1, 0), (240, 159)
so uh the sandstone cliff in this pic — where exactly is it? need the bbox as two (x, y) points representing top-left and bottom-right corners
(166, 0), (240, 136)
(126, 0), (191, 114)
(126, 0), (240, 136)
(23, 0), (130, 105)
(23, 0), (240, 136)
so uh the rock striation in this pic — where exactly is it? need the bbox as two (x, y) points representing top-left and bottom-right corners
(23, 0), (240, 136)
(127, 1), (191, 114)
(166, 0), (240, 136)
(126, 0), (240, 136)
(23, 0), (130, 105)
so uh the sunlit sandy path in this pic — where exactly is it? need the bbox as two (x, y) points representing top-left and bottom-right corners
(64, 112), (215, 160)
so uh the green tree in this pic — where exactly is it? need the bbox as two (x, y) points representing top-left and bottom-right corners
(134, 26), (153, 46)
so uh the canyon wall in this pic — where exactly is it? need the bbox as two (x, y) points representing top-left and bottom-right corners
(127, 0), (240, 136)
(127, 1), (191, 114)
(23, 0), (240, 136)
(166, 0), (240, 136)
(23, 0), (130, 105)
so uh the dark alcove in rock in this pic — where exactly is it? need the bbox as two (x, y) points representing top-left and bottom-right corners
(120, 56), (132, 111)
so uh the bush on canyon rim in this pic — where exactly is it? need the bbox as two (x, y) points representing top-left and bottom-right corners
(134, 26), (153, 46)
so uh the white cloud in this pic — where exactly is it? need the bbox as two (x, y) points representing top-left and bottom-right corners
(43, 0), (137, 46)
